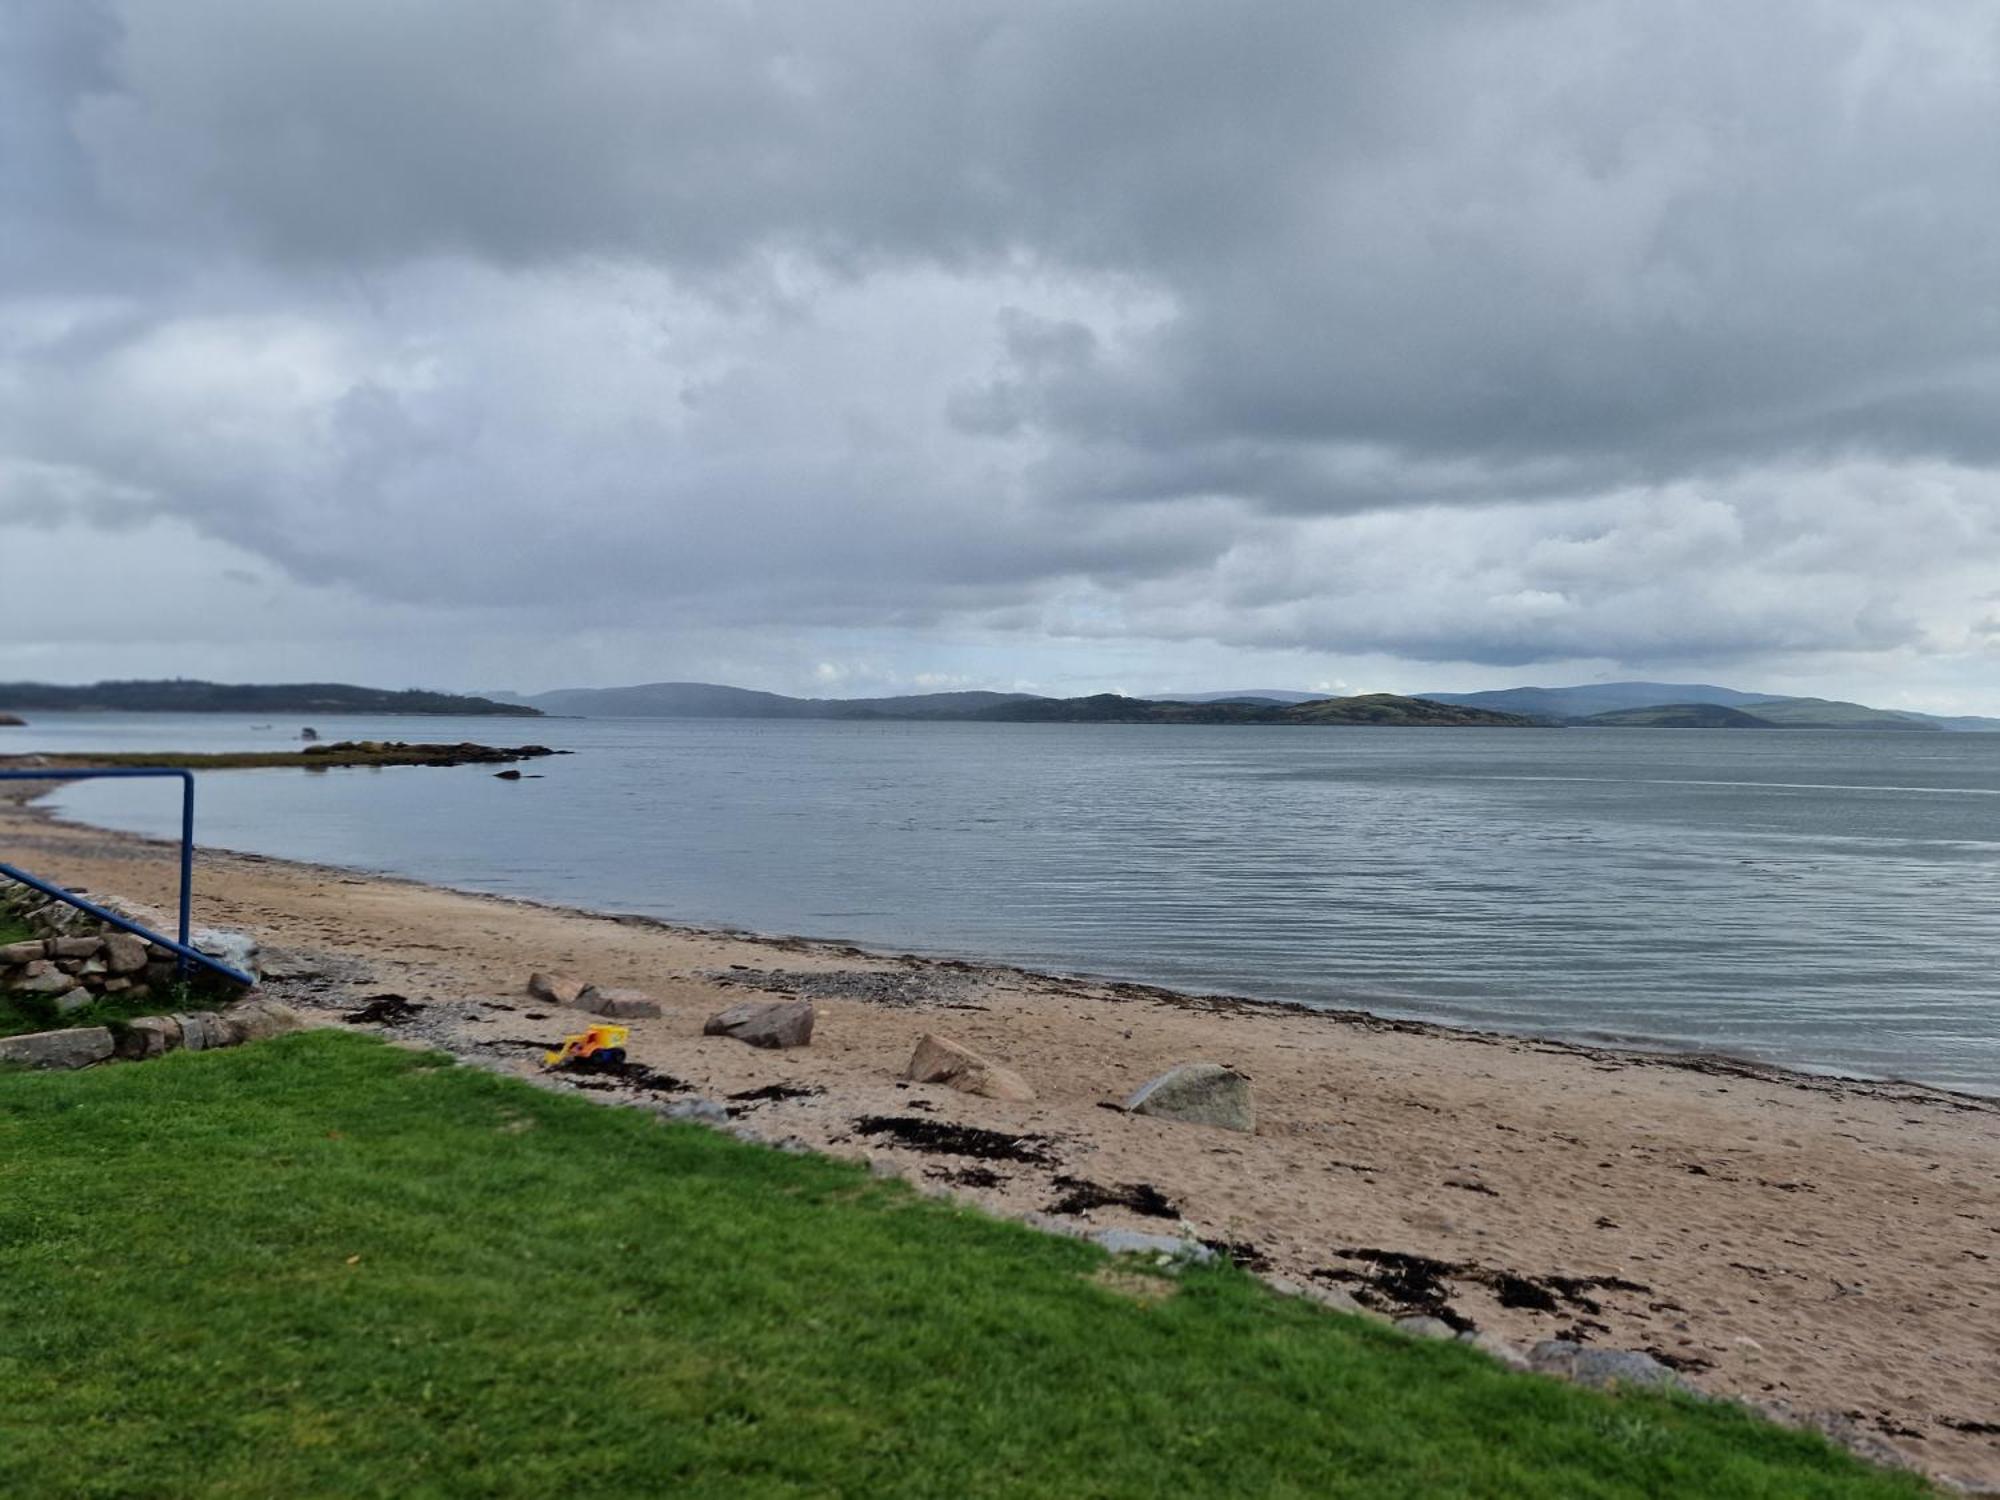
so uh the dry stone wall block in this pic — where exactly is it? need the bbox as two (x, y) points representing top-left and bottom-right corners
(115, 1016), (183, 1060)
(0, 1027), (113, 1070)
(175, 1012), (237, 1052)
(103, 934), (149, 975)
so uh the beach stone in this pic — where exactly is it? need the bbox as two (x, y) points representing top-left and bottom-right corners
(1395, 1315), (1458, 1341)
(1529, 1341), (1678, 1391)
(174, 1012), (238, 1052)
(52, 987), (94, 1016)
(527, 971), (588, 1006)
(102, 933), (148, 975)
(664, 1097), (730, 1124)
(222, 995), (305, 1042)
(0, 940), (44, 964)
(115, 1015), (183, 1060)
(0, 1026), (113, 1070)
(50, 935), (104, 960)
(577, 986), (663, 1020)
(1459, 1330), (1531, 1370)
(1570, 1348), (1679, 1391)
(1092, 1228), (1215, 1265)
(1124, 1063), (1255, 1132)
(904, 1032), (1036, 1102)
(704, 999), (814, 1049)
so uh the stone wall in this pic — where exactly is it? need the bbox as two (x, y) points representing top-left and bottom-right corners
(0, 876), (249, 1015)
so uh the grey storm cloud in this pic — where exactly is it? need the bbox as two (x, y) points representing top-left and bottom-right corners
(5, 0), (2000, 685)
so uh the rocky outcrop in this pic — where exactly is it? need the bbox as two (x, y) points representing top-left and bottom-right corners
(703, 999), (815, 1049)
(904, 1032), (1035, 1102)
(1123, 1063), (1255, 1132)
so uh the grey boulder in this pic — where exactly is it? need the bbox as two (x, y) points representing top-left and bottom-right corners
(577, 986), (663, 1020)
(1394, 1315), (1458, 1341)
(1529, 1341), (1679, 1390)
(904, 1032), (1035, 1102)
(703, 999), (814, 1050)
(527, 971), (588, 1007)
(1124, 1063), (1255, 1132)
(115, 1015), (183, 1060)
(174, 1012), (238, 1052)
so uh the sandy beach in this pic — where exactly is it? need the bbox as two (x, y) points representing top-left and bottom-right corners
(4, 782), (1996, 1487)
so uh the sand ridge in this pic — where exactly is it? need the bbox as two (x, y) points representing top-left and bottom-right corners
(2, 787), (1995, 1487)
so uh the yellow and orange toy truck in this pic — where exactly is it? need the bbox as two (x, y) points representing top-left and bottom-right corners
(542, 1024), (630, 1069)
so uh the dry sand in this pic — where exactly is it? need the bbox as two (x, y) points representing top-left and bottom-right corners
(3, 782), (1995, 1486)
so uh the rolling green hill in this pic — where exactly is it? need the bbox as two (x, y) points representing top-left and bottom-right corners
(1734, 697), (1938, 730)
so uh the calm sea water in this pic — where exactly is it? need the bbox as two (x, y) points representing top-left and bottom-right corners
(13, 712), (2000, 1094)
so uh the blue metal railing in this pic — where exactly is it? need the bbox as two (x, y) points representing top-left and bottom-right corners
(0, 767), (256, 987)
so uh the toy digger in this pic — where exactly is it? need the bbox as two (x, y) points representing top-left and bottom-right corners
(542, 1024), (629, 1069)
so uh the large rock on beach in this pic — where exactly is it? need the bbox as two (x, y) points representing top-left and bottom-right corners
(1124, 1063), (1255, 1132)
(577, 986), (663, 1020)
(527, 971), (588, 1007)
(905, 1032), (1036, 1102)
(704, 999), (815, 1050)
(0, 1026), (113, 1070)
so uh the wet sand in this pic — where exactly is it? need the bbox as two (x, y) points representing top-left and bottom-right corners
(3, 781), (1995, 1486)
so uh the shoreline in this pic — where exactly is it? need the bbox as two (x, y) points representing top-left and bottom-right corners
(11, 775), (1989, 1109)
(2, 779), (1996, 1485)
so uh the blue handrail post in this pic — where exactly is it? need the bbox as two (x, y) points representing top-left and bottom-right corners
(0, 766), (254, 987)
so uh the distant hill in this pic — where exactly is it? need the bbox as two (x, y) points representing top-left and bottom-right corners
(1733, 697), (1937, 730)
(1418, 682), (1771, 720)
(970, 693), (1540, 727)
(1147, 689), (1327, 705)
(1576, 703), (1792, 729)
(0, 680), (539, 717)
(1422, 680), (1997, 731)
(520, 682), (1042, 719)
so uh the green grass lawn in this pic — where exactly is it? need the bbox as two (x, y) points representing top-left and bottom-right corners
(0, 1034), (1926, 1499)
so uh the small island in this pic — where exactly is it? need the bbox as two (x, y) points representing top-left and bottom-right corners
(0, 742), (564, 773)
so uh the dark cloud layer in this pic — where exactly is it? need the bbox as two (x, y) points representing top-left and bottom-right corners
(4, 1), (2000, 700)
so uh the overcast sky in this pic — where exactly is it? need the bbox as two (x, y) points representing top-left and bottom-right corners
(5, 2), (2000, 709)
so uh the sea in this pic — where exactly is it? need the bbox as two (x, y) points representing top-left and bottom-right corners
(10, 712), (1998, 1095)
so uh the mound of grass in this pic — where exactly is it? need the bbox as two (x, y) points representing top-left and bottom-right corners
(0, 1034), (1925, 1498)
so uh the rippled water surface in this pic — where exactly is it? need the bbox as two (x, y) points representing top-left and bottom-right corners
(18, 713), (2000, 1093)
